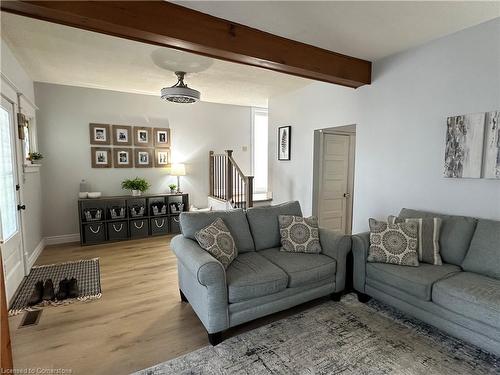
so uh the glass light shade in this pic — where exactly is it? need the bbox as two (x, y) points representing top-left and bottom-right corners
(170, 163), (186, 176)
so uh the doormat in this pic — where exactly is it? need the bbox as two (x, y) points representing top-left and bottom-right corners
(8, 258), (102, 316)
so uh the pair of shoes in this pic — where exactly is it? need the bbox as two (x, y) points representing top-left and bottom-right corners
(28, 279), (55, 306)
(56, 278), (79, 300)
(27, 278), (79, 306)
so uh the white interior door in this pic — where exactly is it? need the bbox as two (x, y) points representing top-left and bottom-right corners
(0, 96), (25, 304)
(318, 133), (351, 234)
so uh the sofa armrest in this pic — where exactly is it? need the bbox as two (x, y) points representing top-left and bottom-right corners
(352, 232), (370, 293)
(319, 228), (351, 292)
(171, 235), (229, 333)
(171, 235), (226, 287)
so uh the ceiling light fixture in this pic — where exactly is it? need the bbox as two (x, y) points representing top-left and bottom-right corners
(161, 71), (200, 104)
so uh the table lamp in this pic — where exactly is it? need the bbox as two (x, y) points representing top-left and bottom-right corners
(170, 163), (186, 193)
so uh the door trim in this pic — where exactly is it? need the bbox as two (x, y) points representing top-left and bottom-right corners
(312, 126), (356, 234)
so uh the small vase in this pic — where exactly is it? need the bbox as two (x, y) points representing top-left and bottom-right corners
(170, 189), (176, 194)
(132, 190), (141, 196)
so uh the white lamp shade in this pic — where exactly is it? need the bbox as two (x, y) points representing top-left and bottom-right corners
(170, 163), (186, 176)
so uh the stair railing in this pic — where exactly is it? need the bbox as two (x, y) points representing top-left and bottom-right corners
(209, 150), (254, 208)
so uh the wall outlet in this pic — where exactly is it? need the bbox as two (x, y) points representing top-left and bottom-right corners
(242, 145), (248, 152)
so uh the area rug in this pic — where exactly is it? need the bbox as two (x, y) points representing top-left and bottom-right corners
(8, 258), (102, 316)
(134, 294), (500, 375)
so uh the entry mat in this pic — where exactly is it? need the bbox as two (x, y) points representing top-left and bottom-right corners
(8, 258), (102, 316)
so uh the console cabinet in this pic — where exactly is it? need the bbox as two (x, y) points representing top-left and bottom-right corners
(78, 193), (188, 245)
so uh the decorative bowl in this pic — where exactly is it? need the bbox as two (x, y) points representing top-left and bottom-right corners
(88, 192), (102, 198)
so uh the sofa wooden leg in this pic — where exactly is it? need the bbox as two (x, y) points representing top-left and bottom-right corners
(180, 289), (188, 303)
(330, 292), (342, 302)
(208, 332), (223, 346)
(357, 292), (371, 303)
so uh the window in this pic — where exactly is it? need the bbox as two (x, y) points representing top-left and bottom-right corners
(252, 108), (268, 193)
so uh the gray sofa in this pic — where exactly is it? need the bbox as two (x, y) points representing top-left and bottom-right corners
(353, 208), (500, 356)
(171, 201), (351, 345)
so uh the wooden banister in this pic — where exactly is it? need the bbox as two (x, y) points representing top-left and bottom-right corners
(208, 150), (214, 197)
(209, 150), (253, 208)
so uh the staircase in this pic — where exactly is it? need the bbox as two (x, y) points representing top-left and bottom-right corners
(209, 150), (254, 209)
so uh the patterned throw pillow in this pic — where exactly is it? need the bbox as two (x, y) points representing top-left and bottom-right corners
(388, 215), (443, 265)
(368, 218), (419, 267)
(194, 218), (237, 269)
(278, 215), (322, 253)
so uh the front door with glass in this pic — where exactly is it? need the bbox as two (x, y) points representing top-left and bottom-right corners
(0, 96), (25, 303)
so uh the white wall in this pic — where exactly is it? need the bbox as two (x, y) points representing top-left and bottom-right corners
(35, 83), (252, 237)
(1, 39), (44, 263)
(269, 18), (500, 232)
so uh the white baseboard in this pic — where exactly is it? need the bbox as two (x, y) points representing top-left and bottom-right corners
(22, 234), (79, 273)
(45, 233), (80, 246)
(27, 238), (45, 269)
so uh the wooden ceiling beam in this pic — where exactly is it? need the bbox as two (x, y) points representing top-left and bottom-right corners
(0, 1), (372, 88)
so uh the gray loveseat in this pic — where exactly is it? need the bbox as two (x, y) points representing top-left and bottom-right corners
(171, 201), (351, 345)
(353, 208), (500, 356)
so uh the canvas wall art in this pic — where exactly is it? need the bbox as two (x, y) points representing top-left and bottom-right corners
(444, 110), (500, 179)
(482, 110), (500, 179)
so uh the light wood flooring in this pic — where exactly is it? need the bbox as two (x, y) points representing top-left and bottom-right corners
(8, 236), (325, 374)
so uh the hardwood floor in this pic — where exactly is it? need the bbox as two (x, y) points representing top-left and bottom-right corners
(8, 236), (207, 375)
(8, 236), (326, 374)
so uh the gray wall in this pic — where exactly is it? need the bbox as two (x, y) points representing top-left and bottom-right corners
(35, 83), (252, 237)
(269, 18), (500, 232)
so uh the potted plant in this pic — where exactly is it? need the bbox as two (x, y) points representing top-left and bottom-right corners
(28, 152), (43, 164)
(121, 177), (151, 196)
(168, 183), (177, 194)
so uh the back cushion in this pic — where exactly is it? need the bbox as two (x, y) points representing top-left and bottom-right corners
(399, 208), (477, 266)
(180, 209), (255, 252)
(461, 219), (500, 279)
(246, 201), (302, 250)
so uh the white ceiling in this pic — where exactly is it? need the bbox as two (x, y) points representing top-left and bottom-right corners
(0, 13), (310, 108)
(2, 3), (499, 107)
(177, 1), (500, 61)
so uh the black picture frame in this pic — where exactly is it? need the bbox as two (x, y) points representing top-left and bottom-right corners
(278, 126), (291, 160)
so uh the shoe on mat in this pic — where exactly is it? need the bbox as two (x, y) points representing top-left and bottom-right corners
(56, 278), (70, 300)
(28, 280), (44, 306)
(42, 279), (55, 301)
(67, 278), (79, 299)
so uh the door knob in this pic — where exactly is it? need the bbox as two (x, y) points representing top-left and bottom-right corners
(17, 204), (26, 210)
(343, 193), (351, 199)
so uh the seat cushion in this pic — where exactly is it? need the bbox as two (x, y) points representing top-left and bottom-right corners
(399, 208), (477, 266)
(226, 252), (288, 303)
(180, 209), (255, 252)
(433, 272), (500, 329)
(366, 262), (461, 301)
(259, 247), (336, 288)
(246, 201), (302, 250)
(461, 219), (500, 280)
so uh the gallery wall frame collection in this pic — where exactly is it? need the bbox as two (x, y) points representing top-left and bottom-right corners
(89, 123), (171, 168)
(444, 110), (499, 179)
